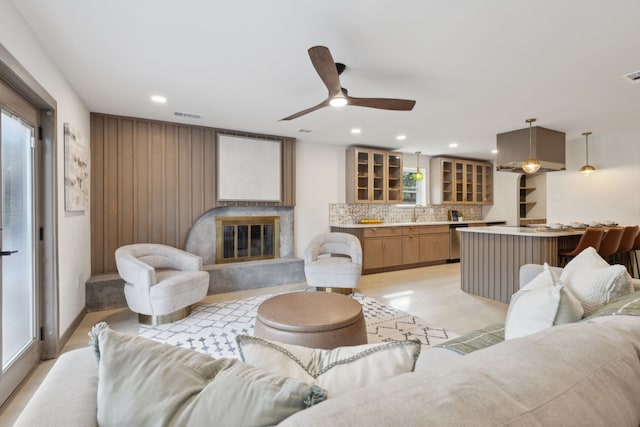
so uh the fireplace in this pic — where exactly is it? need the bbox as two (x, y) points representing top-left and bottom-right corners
(215, 216), (280, 263)
(179, 207), (302, 295)
(185, 206), (294, 265)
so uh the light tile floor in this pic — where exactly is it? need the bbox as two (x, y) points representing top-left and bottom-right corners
(0, 263), (507, 426)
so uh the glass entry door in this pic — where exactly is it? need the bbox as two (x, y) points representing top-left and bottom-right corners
(0, 109), (38, 405)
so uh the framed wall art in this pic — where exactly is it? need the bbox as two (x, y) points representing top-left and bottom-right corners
(64, 123), (89, 212)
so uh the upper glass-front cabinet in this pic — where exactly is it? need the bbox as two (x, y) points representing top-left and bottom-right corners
(346, 148), (403, 204)
(430, 157), (493, 205)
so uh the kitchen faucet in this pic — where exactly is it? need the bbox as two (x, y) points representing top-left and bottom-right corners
(412, 205), (421, 222)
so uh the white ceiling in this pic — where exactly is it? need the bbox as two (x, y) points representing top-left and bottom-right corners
(12, 0), (640, 160)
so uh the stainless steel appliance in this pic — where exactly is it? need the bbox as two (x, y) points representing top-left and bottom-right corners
(448, 223), (468, 261)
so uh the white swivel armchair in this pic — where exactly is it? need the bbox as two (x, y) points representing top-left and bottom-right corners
(115, 243), (210, 325)
(304, 232), (363, 292)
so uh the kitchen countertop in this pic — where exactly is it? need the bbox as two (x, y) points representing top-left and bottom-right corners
(331, 220), (503, 228)
(458, 225), (583, 237)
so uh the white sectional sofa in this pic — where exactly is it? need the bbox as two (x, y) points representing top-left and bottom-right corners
(14, 264), (640, 426)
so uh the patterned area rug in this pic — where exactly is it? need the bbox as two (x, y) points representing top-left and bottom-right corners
(139, 292), (458, 359)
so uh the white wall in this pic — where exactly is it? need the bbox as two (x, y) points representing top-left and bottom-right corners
(294, 140), (345, 256)
(1, 0), (91, 337)
(546, 128), (640, 225)
(482, 170), (520, 225)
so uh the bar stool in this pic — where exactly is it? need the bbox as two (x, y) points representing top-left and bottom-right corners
(616, 225), (640, 274)
(558, 227), (605, 267)
(633, 232), (640, 278)
(597, 227), (624, 264)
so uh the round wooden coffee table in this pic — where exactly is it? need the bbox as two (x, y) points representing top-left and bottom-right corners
(254, 291), (367, 349)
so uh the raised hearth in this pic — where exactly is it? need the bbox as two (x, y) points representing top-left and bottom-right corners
(86, 206), (303, 311)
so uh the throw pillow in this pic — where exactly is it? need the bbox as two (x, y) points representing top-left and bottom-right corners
(560, 247), (633, 316)
(89, 323), (326, 427)
(236, 335), (421, 398)
(586, 290), (640, 319)
(505, 263), (583, 340)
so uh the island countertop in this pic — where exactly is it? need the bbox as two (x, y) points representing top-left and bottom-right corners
(458, 225), (583, 237)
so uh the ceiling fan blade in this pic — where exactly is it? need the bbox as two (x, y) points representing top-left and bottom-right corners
(347, 96), (416, 111)
(280, 99), (330, 121)
(308, 46), (342, 97)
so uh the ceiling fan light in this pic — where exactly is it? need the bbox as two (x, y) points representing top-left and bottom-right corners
(329, 96), (348, 107)
(522, 159), (540, 174)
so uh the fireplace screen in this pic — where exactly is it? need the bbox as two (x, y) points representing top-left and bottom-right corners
(215, 216), (280, 263)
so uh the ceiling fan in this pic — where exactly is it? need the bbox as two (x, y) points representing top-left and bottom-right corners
(280, 46), (416, 121)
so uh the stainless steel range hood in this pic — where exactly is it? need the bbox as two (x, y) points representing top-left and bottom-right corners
(496, 126), (566, 172)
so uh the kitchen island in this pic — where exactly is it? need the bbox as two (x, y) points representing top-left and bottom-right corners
(458, 226), (582, 303)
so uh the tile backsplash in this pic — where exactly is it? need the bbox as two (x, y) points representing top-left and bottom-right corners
(329, 203), (482, 225)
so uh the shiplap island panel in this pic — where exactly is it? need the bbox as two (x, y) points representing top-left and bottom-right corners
(459, 226), (582, 303)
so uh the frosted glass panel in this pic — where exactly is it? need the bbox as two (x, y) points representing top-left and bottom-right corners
(217, 135), (281, 201)
(1, 112), (34, 369)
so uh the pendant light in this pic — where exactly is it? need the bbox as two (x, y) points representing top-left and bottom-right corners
(579, 131), (596, 175)
(522, 118), (540, 174)
(413, 151), (424, 181)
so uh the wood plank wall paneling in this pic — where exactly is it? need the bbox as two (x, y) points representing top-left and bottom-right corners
(90, 113), (296, 274)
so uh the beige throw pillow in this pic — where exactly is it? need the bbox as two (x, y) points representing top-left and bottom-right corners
(90, 323), (326, 427)
(505, 263), (583, 340)
(560, 247), (633, 316)
(236, 335), (421, 398)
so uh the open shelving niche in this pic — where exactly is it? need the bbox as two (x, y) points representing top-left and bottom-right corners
(519, 175), (537, 220)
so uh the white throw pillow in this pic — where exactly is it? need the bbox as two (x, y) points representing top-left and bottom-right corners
(236, 335), (421, 398)
(505, 263), (583, 340)
(560, 247), (633, 316)
(90, 323), (326, 427)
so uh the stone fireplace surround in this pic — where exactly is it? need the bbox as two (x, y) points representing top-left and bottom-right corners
(185, 206), (295, 264)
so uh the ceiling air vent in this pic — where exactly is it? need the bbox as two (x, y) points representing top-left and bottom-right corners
(174, 111), (202, 119)
(622, 70), (640, 83)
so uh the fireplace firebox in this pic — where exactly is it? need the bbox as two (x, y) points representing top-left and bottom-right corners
(215, 216), (280, 264)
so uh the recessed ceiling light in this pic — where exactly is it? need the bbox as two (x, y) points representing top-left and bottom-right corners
(351, 128), (361, 134)
(491, 149), (498, 154)
(449, 142), (458, 148)
(151, 95), (167, 103)
(396, 135), (406, 141)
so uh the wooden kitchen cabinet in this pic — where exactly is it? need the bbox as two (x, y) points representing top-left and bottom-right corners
(346, 148), (403, 204)
(419, 231), (450, 262)
(332, 224), (451, 274)
(431, 157), (493, 205)
(362, 227), (403, 270)
(475, 162), (493, 204)
(387, 152), (403, 203)
(402, 227), (421, 264)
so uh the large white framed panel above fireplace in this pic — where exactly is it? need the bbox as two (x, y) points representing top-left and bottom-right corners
(217, 134), (281, 202)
